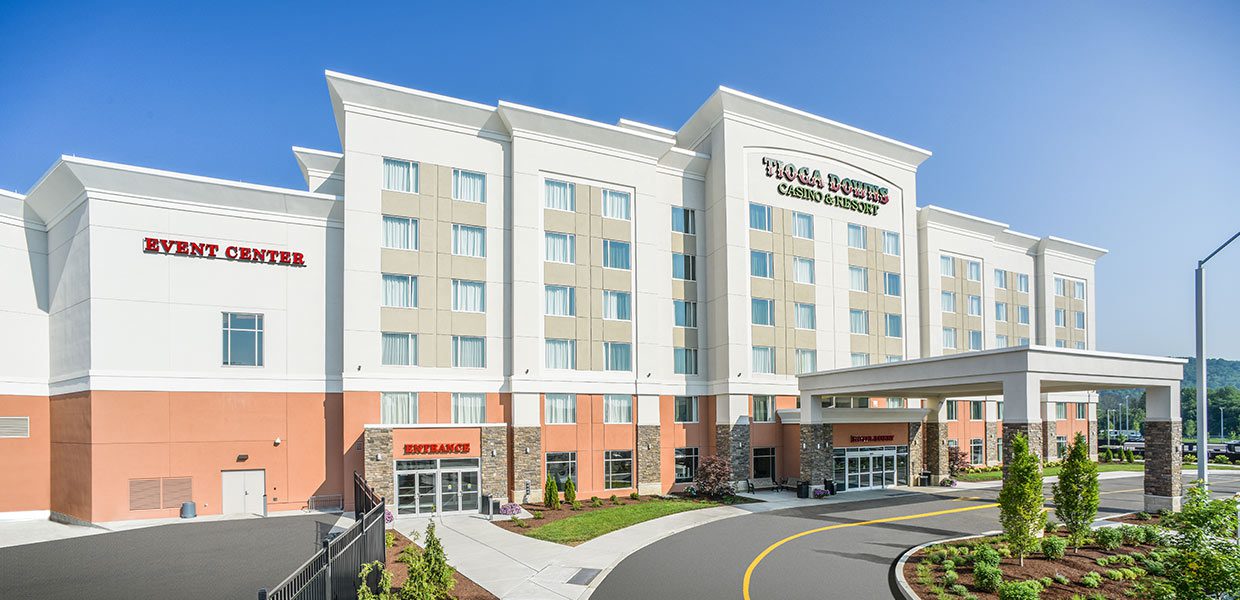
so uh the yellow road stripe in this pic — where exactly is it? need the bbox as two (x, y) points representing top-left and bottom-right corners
(741, 502), (998, 600)
(1100, 488), (1142, 495)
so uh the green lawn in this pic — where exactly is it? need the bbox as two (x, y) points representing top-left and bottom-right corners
(956, 461), (1240, 482)
(523, 499), (718, 545)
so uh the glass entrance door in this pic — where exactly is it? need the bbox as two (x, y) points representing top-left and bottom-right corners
(416, 472), (436, 514)
(395, 458), (481, 515)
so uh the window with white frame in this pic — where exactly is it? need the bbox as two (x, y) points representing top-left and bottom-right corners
(885, 313), (903, 338)
(971, 438), (984, 464)
(1055, 308), (1067, 327)
(750, 250), (774, 278)
(794, 303), (815, 330)
(380, 392), (418, 425)
(1017, 273), (1029, 292)
(672, 253), (696, 281)
(602, 240), (630, 269)
(886, 397), (906, 408)
(1056, 339), (1067, 348)
(851, 352), (870, 367)
(883, 272), (901, 296)
(603, 290), (632, 320)
(996, 334), (1009, 348)
(971, 401), (984, 420)
(545, 232), (575, 264)
(1054, 277), (1066, 296)
(995, 302), (1008, 322)
(1018, 336), (1030, 346)
(382, 274), (417, 308)
(795, 349), (817, 374)
(672, 207), (695, 234)
(545, 179), (574, 211)
(673, 396), (698, 423)
(223, 313), (264, 366)
(792, 257), (815, 284)
(674, 300), (697, 328)
(941, 255), (956, 277)
(968, 295), (982, 316)
(966, 260), (982, 281)
(849, 266), (868, 292)
(451, 336), (486, 368)
(792, 212), (813, 239)
(749, 203), (771, 231)
(942, 327), (958, 349)
(382, 158), (418, 193)
(997, 402), (1004, 419)
(545, 285), (576, 316)
(942, 291), (957, 312)
(1054, 402), (1067, 420)
(604, 342), (631, 371)
(849, 309), (869, 334)
(546, 451), (577, 488)
(452, 168), (486, 203)
(451, 279), (485, 312)
(673, 348), (698, 375)
(1075, 341), (1086, 350)
(752, 346), (775, 374)
(886, 354), (902, 363)
(545, 394), (576, 424)
(995, 268), (1008, 289)
(604, 450), (632, 489)
(603, 395), (633, 423)
(674, 448), (699, 483)
(1017, 305), (1030, 325)
(452, 224), (486, 257)
(947, 400), (958, 420)
(1076, 403), (1087, 419)
(969, 330), (983, 350)
(382, 215), (418, 250)
(602, 189), (631, 220)
(381, 332), (416, 366)
(751, 298), (774, 326)
(752, 395), (774, 422)
(1074, 311), (1086, 329)
(545, 339), (576, 370)
(847, 223), (866, 249)
(882, 230), (900, 256)
(1073, 281), (1086, 299)
(451, 392), (486, 423)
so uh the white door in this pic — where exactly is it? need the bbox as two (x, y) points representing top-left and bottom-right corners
(222, 470), (266, 515)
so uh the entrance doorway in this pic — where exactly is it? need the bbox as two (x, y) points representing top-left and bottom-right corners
(395, 458), (481, 515)
(831, 446), (909, 492)
(221, 469), (266, 515)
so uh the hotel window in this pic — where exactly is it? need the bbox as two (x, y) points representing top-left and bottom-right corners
(849, 309), (869, 334)
(942, 327), (958, 349)
(1056, 436), (1068, 457)
(1076, 403), (1087, 419)
(882, 230), (900, 256)
(1073, 281), (1086, 299)
(1055, 402), (1068, 419)
(603, 290), (632, 320)
(672, 253), (697, 281)
(1054, 277), (1067, 296)
(1075, 341), (1086, 350)
(886, 398), (906, 408)
(794, 303), (816, 330)
(749, 203), (772, 231)
(851, 352), (870, 367)
(452, 169), (486, 202)
(752, 396), (774, 422)
(545, 339), (577, 370)
(968, 330), (983, 351)
(604, 342), (632, 371)
(545, 394), (576, 424)
(604, 450), (633, 489)
(752, 448), (776, 480)
(997, 402), (1004, 419)
(995, 269), (1008, 289)
(948, 439), (958, 452)
(1074, 311), (1086, 329)
(382, 158), (418, 193)
(602, 189), (631, 220)
(750, 250), (774, 278)
(970, 439), (984, 464)
(995, 302), (1008, 322)
(795, 349), (817, 374)
(545, 232), (575, 264)
(849, 266), (869, 292)
(452, 224), (486, 257)
(544, 179), (575, 211)
(885, 313), (903, 338)
(971, 401), (984, 420)
(380, 392), (418, 425)
(545, 285), (576, 316)
(452, 336), (486, 368)
(546, 452), (577, 488)
(996, 334), (1009, 348)
(222, 313), (264, 366)
(792, 211), (814, 239)
(672, 207), (696, 234)
(674, 448), (699, 483)
(966, 260), (982, 282)
(1017, 273), (1030, 293)
(1017, 305), (1030, 325)
(886, 355), (902, 363)
(382, 274), (417, 308)
(946, 400), (958, 420)
(967, 295), (982, 317)
(1055, 308), (1067, 327)
(674, 300), (697, 328)
(602, 240), (631, 270)
(752, 346), (775, 374)
(847, 223), (866, 249)
(1018, 337), (1030, 346)
(451, 279), (486, 313)
(941, 291), (957, 312)
(674, 396), (698, 423)
(752, 298), (774, 326)
(1056, 339), (1068, 348)
(451, 393), (486, 423)
(883, 272), (901, 296)
(940, 255), (956, 277)
(793, 257), (815, 284)
(381, 332), (416, 366)
(673, 348), (698, 375)
(603, 395), (633, 424)
(382, 215), (418, 250)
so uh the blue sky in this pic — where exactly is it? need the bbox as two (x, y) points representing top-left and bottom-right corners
(1, 1), (1237, 359)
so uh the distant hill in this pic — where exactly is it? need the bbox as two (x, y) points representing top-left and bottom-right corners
(1179, 357), (1240, 390)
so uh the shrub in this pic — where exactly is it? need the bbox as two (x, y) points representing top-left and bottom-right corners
(1211, 454), (1231, 464)
(1136, 511), (1152, 521)
(915, 562), (933, 585)
(1138, 525), (1162, 545)
(1183, 452), (1196, 464)
(510, 516), (527, 528)
(1080, 571), (1102, 588)
(974, 563), (1003, 592)
(999, 433), (1046, 565)
(1041, 536), (1067, 560)
(544, 475), (560, 510)
(629, 491), (640, 500)
(563, 477), (577, 505)
(1100, 448), (1111, 462)
(972, 545), (1001, 568)
(997, 580), (1042, 600)
(384, 531), (395, 549)
(1053, 434), (1099, 552)
(926, 550), (946, 564)
(532, 510), (543, 520)
(943, 570), (959, 586)
(609, 494), (621, 504)
(1053, 573), (1070, 585)
(1038, 576), (1053, 588)
(1105, 569), (1123, 581)
(693, 455), (736, 499)
(1095, 556), (1110, 567)
(590, 497), (603, 508)
(1118, 524), (1142, 546)
(941, 559), (956, 571)
(949, 447), (972, 476)
(1095, 527), (1123, 551)
(569, 501), (582, 511)
(950, 584), (969, 596)
(399, 521), (456, 600)
(356, 561), (395, 600)
(1044, 520), (1059, 533)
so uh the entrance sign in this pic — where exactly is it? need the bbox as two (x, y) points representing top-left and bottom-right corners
(760, 156), (889, 216)
(142, 236), (306, 266)
(403, 443), (470, 455)
(850, 434), (896, 443)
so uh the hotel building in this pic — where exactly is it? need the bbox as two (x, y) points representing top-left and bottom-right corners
(0, 72), (1104, 524)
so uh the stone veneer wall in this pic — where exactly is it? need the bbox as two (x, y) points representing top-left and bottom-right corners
(1143, 420), (1182, 511)
(925, 421), (949, 482)
(1042, 419), (1058, 460)
(637, 425), (661, 493)
(1002, 423), (1045, 476)
(907, 422), (925, 481)
(511, 427), (541, 502)
(716, 423), (751, 481)
(1087, 420), (1099, 460)
(363, 428), (394, 506)
(984, 422), (999, 466)
(798, 423), (832, 482)
(481, 426), (509, 502)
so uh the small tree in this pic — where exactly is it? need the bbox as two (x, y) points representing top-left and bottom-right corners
(998, 432), (1046, 566)
(357, 561), (396, 600)
(694, 455), (735, 498)
(543, 474), (560, 509)
(1052, 433), (1099, 552)
(400, 521), (456, 600)
(562, 476), (577, 505)
(948, 447), (971, 477)
(1161, 484), (1240, 598)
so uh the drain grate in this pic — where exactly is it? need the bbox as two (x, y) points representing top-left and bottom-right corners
(567, 568), (602, 586)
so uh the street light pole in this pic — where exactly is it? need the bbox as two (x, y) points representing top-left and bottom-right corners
(1196, 230), (1240, 487)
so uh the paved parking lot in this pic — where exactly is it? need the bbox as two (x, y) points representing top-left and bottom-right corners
(0, 513), (344, 600)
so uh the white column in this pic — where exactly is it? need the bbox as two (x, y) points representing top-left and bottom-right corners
(511, 392), (541, 427)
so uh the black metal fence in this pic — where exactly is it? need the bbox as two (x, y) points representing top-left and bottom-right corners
(260, 472), (386, 600)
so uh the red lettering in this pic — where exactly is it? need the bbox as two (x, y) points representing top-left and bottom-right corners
(205, 244), (219, 257)
(175, 241), (189, 254)
(279, 251), (291, 264)
(267, 251), (278, 263)
(189, 242), (204, 256)
(225, 246), (238, 259)
(404, 444), (413, 454)
(143, 237), (159, 252)
(239, 247), (252, 260)
(160, 239), (176, 253)
(292, 252), (305, 266)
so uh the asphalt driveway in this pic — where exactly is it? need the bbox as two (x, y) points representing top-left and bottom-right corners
(0, 513), (344, 600)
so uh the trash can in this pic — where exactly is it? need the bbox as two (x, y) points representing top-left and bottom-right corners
(481, 494), (492, 516)
(179, 501), (196, 519)
(918, 471), (932, 487)
(797, 481), (810, 499)
(824, 479), (836, 495)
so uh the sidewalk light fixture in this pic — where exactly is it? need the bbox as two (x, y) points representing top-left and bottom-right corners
(1195, 230), (1240, 487)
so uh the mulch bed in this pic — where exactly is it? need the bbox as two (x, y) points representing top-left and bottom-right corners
(492, 494), (659, 534)
(1103, 513), (1163, 526)
(386, 530), (497, 600)
(902, 535), (1163, 600)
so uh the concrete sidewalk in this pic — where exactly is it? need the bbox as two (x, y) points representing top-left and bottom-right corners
(952, 467), (1226, 490)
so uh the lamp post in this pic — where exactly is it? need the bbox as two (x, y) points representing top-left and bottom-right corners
(1195, 230), (1240, 487)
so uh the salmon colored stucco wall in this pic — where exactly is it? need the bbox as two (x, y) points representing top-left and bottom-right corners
(658, 395), (713, 492)
(415, 392), (507, 425)
(0, 395), (50, 513)
(749, 396), (796, 480)
(946, 400), (988, 463)
(833, 423), (910, 447)
(540, 394), (637, 497)
(390, 428), (482, 459)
